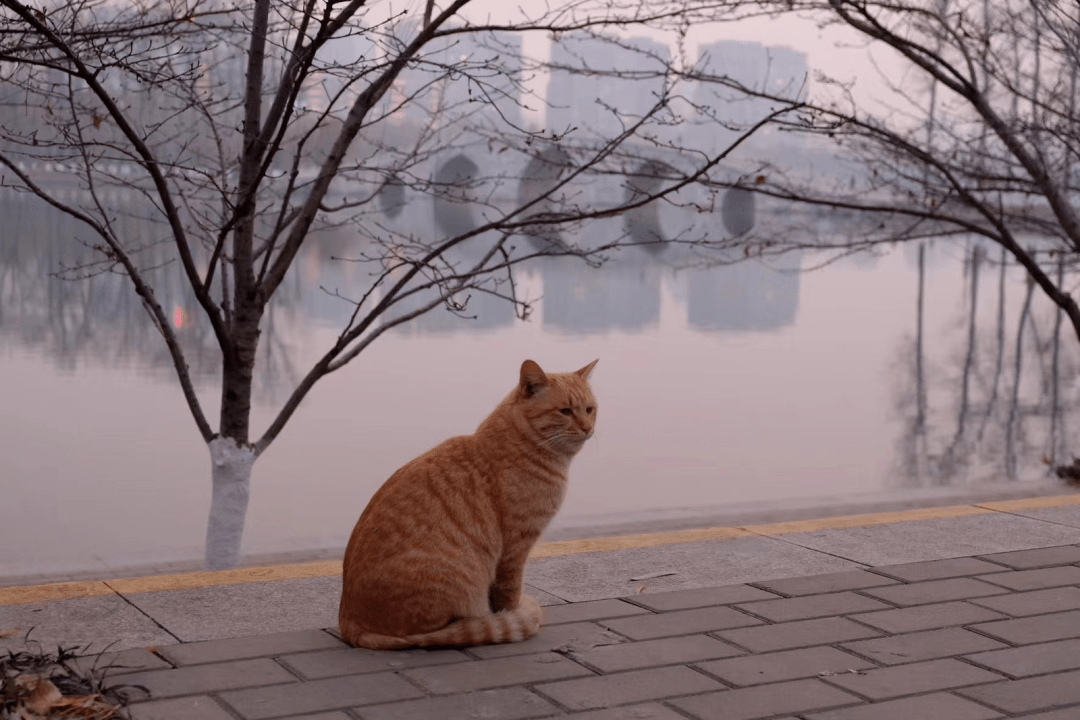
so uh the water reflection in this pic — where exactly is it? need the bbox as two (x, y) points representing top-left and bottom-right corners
(542, 254), (663, 334)
(0, 194), (303, 399)
(687, 257), (799, 332)
(891, 240), (1076, 487)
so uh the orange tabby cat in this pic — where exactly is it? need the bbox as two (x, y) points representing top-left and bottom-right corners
(338, 358), (599, 649)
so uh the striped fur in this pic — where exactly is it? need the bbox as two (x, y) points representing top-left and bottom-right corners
(339, 359), (598, 649)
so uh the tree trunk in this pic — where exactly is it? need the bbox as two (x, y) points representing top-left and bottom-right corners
(210, 304), (262, 569)
(206, 436), (258, 569)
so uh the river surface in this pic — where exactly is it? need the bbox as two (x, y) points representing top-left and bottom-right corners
(1, 190), (1074, 582)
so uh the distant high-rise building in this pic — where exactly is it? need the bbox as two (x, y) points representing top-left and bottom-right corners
(301, 21), (522, 133)
(547, 34), (671, 140)
(690, 41), (809, 155)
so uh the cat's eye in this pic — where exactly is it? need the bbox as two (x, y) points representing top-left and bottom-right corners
(586, 407), (595, 414)
(559, 408), (573, 415)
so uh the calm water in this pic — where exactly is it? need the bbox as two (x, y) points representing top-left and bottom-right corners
(1, 190), (1073, 581)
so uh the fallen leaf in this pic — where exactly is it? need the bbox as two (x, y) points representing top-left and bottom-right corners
(16, 674), (63, 715)
(0, 626), (19, 637)
(13, 674), (121, 719)
(636, 586), (647, 594)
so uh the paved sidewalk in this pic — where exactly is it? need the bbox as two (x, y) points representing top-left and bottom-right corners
(65, 544), (1080, 719)
(4, 494), (1080, 719)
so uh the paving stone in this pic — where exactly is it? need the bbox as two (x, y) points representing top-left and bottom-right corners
(541, 599), (650, 625)
(219, 673), (422, 719)
(573, 634), (743, 673)
(803, 692), (1004, 720)
(525, 536), (861, 602)
(128, 695), (236, 720)
(859, 578), (1007, 606)
(851, 601), (1006, 633)
(280, 646), (470, 679)
(735, 592), (891, 622)
(715, 617), (881, 653)
(976, 565), (1080, 591)
(116, 658), (296, 700)
(123, 576), (341, 642)
(820, 658), (1004, 700)
(969, 586), (1080, 616)
(356, 688), (557, 720)
(535, 665), (723, 710)
(775, 513), (1080, 566)
(965, 638), (1080, 677)
(977, 544), (1080, 569)
(970, 609), (1080, 644)
(697, 646), (874, 686)
(599, 606), (761, 640)
(840, 627), (1006, 665)
(629, 585), (779, 611)
(957, 668), (1080, 714)
(156, 629), (346, 666)
(1013, 710), (1080, 720)
(1005, 506), (1080, 529)
(276, 714), (350, 720)
(533, 704), (689, 720)
(470, 622), (623, 659)
(526, 584), (567, 606)
(871, 557), (1008, 582)
(71, 647), (172, 678)
(0, 595), (177, 654)
(752, 570), (898, 597)
(404, 652), (593, 694)
(670, 678), (861, 720)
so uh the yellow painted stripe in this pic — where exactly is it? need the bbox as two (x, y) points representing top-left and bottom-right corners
(0, 581), (115, 605)
(977, 493), (1080, 512)
(530, 526), (752, 558)
(743, 504), (993, 536)
(106, 561), (343, 595)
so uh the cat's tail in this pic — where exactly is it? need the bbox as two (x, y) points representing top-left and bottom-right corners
(342, 595), (543, 650)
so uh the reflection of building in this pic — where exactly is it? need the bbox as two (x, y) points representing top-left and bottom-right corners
(548, 34), (670, 139)
(541, 254), (661, 334)
(687, 255), (801, 332)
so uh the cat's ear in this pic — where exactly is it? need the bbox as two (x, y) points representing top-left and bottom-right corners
(575, 359), (599, 380)
(520, 359), (549, 397)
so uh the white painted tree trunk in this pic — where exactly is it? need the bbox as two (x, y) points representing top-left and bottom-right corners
(206, 436), (258, 570)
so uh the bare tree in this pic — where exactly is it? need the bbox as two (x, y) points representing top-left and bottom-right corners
(692, 0), (1080, 338)
(0, 0), (795, 567)
(681, 0), (1080, 471)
